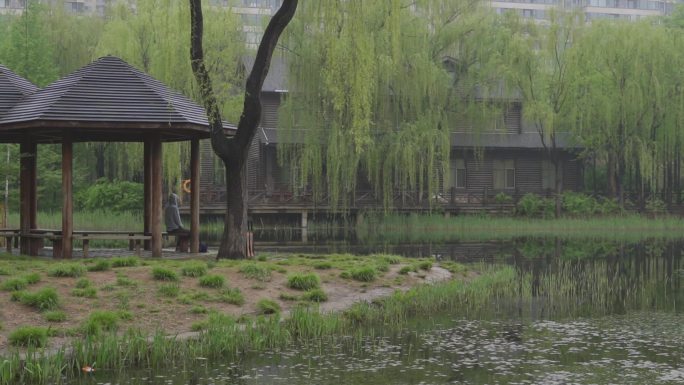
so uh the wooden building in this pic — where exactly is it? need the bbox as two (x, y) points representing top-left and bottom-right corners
(195, 58), (583, 219)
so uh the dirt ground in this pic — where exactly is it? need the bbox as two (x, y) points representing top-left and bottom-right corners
(0, 254), (456, 353)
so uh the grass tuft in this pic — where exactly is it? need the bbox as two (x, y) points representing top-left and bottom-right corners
(1, 277), (27, 291)
(287, 273), (320, 290)
(72, 287), (97, 298)
(181, 262), (207, 277)
(216, 288), (244, 305)
(48, 263), (86, 278)
(87, 259), (111, 272)
(44, 310), (67, 322)
(111, 256), (139, 268)
(349, 266), (377, 282)
(199, 274), (225, 289)
(302, 288), (328, 302)
(9, 326), (49, 347)
(239, 263), (272, 281)
(158, 283), (180, 298)
(151, 267), (179, 281)
(83, 310), (119, 335)
(256, 299), (280, 315)
(12, 287), (60, 311)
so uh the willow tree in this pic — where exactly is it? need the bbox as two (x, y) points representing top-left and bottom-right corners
(189, 0), (298, 259)
(278, 0), (503, 210)
(503, 11), (583, 217)
(96, 0), (244, 191)
(572, 21), (683, 206)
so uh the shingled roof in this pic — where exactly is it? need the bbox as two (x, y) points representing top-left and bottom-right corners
(0, 65), (39, 119)
(0, 56), (234, 142)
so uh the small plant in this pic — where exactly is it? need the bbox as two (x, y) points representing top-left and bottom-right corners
(199, 274), (225, 289)
(75, 278), (92, 289)
(287, 273), (320, 290)
(181, 263), (207, 277)
(380, 255), (401, 265)
(9, 326), (48, 347)
(350, 266), (377, 282)
(375, 262), (390, 272)
(13, 287), (60, 311)
(190, 305), (208, 314)
(313, 261), (333, 270)
(256, 299), (280, 315)
(87, 259), (111, 272)
(23, 272), (41, 284)
(239, 263), (272, 281)
(44, 310), (67, 322)
(116, 275), (138, 287)
(158, 283), (180, 297)
(48, 263), (86, 277)
(303, 288), (328, 302)
(495, 192), (513, 204)
(1, 277), (27, 291)
(418, 261), (433, 271)
(217, 288), (244, 305)
(191, 320), (208, 331)
(279, 293), (299, 301)
(83, 310), (119, 335)
(398, 265), (414, 275)
(117, 310), (134, 320)
(151, 267), (179, 281)
(111, 256), (140, 268)
(256, 255), (267, 262)
(72, 287), (97, 298)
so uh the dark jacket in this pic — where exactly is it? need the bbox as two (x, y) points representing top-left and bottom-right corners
(164, 193), (184, 232)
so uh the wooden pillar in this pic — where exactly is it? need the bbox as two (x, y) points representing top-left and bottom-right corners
(143, 141), (151, 250)
(150, 136), (163, 257)
(61, 132), (73, 259)
(190, 139), (200, 253)
(19, 138), (36, 255)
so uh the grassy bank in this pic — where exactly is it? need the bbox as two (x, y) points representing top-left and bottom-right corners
(357, 213), (684, 242)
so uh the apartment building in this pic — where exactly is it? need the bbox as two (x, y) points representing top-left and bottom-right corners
(490, 0), (677, 22)
(0, 0), (110, 15)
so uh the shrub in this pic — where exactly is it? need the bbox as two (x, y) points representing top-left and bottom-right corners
(44, 310), (67, 322)
(199, 274), (225, 289)
(87, 259), (111, 272)
(23, 273), (41, 284)
(494, 192), (513, 204)
(111, 257), (139, 268)
(13, 287), (60, 311)
(516, 193), (544, 217)
(313, 261), (333, 270)
(239, 263), (271, 281)
(256, 299), (280, 315)
(418, 261), (433, 271)
(1, 277), (27, 291)
(9, 326), (48, 347)
(72, 287), (97, 298)
(399, 265), (414, 275)
(151, 267), (179, 281)
(48, 263), (86, 277)
(77, 179), (143, 212)
(287, 273), (320, 290)
(75, 278), (92, 289)
(350, 266), (377, 282)
(303, 288), (328, 302)
(181, 263), (207, 277)
(562, 192), (599, 216)
(83, 310), (119, 335)
(158, 283), (180, 297)
(217, 288), (244, 305)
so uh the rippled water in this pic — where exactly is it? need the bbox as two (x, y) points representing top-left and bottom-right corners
(72, 238), (683, 385)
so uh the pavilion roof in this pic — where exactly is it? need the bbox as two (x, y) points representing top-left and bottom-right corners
(0, 65), (39, 119)
(0, 56), (234, 142)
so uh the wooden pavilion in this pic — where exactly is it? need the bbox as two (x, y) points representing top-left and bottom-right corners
(0, 56), (232, 258)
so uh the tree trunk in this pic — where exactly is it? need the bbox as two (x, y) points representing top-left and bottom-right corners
(219, 157), (248, 259)
(554, 159), (563, 218)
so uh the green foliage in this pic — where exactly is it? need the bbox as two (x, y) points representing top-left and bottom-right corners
(495, 192), (513, 204)
(302, 288), (328, 302)
(349, 266), (377, 282)
(9, 326), (49, 347)
(157, 283), (180, 298)
(287, 273), (321, 290)
(75, 278), (92, 289)
(217, 288), (244, 305)
(190, 305), (208, 314)
(199, 274), (225, 289)
(48, 263), (86, 277)
(181, 263), (207, 277)
(13, 287), (60, 311)
(112, 257), (140, 268)
(379, 255), (401, 265)
(87, 259), (112, 272)
(256, 299), (281, 315)
(72, 287), (97, 298)
(76, 179), (144, 212)
(418, 261), (433, 271)
(116, 275), (138, 287)
(44, 310), (67, 322)
(83, 310), (119, 336)
(238, 263), (272, 282)
(279, 293), (299, 301)
(313, 261), (333, 270)
(646, 198), (667, 213)
(23, 273), (41, 284)
(151, 267), (179, 281)
(1, 278), (27, 291)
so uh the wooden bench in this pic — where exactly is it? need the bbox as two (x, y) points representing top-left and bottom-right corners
(21, 230), (63, 257)
(73, 231), (151, 258)
(0, 229), (20, 253)
(164, 230), (190, 252)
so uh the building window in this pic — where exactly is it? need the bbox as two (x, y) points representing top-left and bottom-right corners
(494, 160), (515, 189)
(451, 159), (466, 189)
(542, 160), (562, 190)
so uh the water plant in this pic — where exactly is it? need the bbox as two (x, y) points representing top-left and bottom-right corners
(151, 267), (179, 281)
(287, 273), (320, 290)
(47, 263), (86, 278)
(8, 326), (49, 347)
(256, 299), (281, 315)
(199, 274), (225, 288)
(181, 262), (207, 277)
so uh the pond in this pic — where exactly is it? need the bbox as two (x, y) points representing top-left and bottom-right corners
(70, 237), (683, 384)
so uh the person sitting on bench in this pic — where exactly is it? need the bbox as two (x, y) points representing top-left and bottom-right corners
(164, 193), (189, 251)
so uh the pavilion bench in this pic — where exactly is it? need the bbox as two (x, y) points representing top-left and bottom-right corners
(162, 231), (191, 252)
(21, 230), (63, 257)
(0, 229), (20, 253)
(72, 231), (152, 258)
